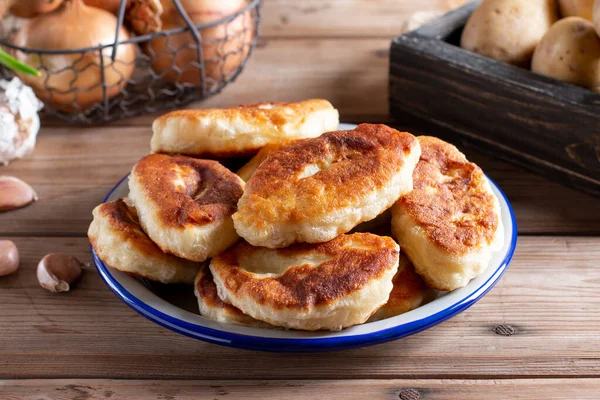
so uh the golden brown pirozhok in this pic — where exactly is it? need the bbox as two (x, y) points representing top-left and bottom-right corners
(151, 99), (339, 157)
(368, 254), (435, 322)
(128, 154), (244, 262)
(391, 136), (504, 291)
(88, 199), (201, 284)
(194, 264), (272, 328)
(210, 233), (400, 331)
(234, 123), (421, 248)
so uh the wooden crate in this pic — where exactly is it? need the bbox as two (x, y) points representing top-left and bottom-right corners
(389, 1), (600, 197)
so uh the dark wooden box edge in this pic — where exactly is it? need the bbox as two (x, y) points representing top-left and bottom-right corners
(388, 1), (600, 198)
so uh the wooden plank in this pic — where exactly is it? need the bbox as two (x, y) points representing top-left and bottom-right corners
(1, 123), (598, 236)
(0, 236), (598, 379)
(2, 378), (600, 399)
(0, 184), (112, 237)
(259, 0), (443, 38)
(42, 38), (392, 127)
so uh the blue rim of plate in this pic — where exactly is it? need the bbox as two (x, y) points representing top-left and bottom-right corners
(93, 173), (517, 352)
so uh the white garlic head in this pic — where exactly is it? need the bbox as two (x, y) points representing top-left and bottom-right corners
(0, 77), (43, 165)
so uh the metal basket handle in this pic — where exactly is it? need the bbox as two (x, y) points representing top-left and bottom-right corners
(111, 0), (128, 61)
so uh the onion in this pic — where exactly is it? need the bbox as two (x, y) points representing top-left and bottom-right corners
(147, 0), (253, 85)
(10, 0), (64, 18)
(83, 0), (162, 35)
(83, 0), (124, 14)
(127, 0), (163, 35)
(13, 0), (136, 110)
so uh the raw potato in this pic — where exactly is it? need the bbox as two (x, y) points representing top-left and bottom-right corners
(461, 0), (559, 66)
(532, 17), (600, 92)
(558, 0), (594, 20)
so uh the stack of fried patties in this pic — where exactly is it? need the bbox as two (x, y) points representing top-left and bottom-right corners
(88, 99), (504, 331)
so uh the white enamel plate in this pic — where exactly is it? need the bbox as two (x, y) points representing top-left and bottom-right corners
(92, 123), (518, 352)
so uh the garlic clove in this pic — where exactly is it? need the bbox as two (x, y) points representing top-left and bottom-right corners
(0, 176), (38, 212)
(0, 240), (19, 276)
(37, 254), (83, 293)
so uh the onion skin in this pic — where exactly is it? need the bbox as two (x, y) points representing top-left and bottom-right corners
(83, 0), (163, 35)
(83, 0), (125, 14)
(10, 0), (64, 18)
(13, 0), (136, 110)
(147, 0), (253, 85)
(127, 0), (163, 35)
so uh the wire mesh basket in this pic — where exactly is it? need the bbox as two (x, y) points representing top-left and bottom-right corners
(0, 0), (262, 124)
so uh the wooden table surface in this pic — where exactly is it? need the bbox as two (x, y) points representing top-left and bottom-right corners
(2, 1), (599, 398)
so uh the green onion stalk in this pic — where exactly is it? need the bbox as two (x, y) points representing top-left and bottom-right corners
(0, 47), (40, 76)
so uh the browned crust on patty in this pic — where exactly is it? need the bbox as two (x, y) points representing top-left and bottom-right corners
(195, 264), (246, 316)
(237, 140), (303, 181)
(151, 99), (337, 159)
(132, 154), (244, 228)
(167, 148), (259, 159)
(211, 233), (399, 311)
(242, 124), (418, 225)
(154, 99), (334, 132)
(369, 255), (434, 321)
(397, 136), (499, 255)
(387, 256), (431, 309)
(94, 199), (171, 261)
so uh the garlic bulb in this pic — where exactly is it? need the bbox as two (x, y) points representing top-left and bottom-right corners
(0, 77), (42, 165)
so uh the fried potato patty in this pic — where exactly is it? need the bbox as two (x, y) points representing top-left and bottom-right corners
(391, 136), (504, 291)
(151, 99), (339, 158)
(88, 199), (200, 284)
(210, 233), (399, 331)
(193, 264), (273, 328)
(128, 154), (244, 262)
(237, 141), (300, 182)
(368, 254), (435, 322)
(233, 124), (421, 248)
